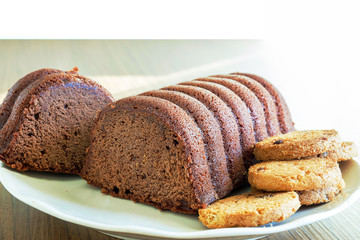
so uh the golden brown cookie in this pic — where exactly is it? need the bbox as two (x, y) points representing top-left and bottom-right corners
(254, 130), (342, 161)
(317, 142), (358, 162)
(248, 158), (343, 191)
(297, 179), (345, 205)
(198, 192), (300, 228)
(251, 180), (345, 206)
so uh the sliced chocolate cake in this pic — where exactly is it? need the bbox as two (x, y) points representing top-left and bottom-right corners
(0, 69), (113, 174)
(81, 72), (294, 214)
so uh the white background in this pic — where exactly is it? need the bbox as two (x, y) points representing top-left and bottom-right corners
(1, 0), (359, 142)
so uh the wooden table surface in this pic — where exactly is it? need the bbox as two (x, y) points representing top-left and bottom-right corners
(1, 40), (360, 240)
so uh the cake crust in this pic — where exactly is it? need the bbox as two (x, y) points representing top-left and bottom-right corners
(196, 77), (268, 142)
(180, 80), (256, 182)
(213, 74), (281, 137)
(232, 73), (295, 134)
(162, 84), (243, 187)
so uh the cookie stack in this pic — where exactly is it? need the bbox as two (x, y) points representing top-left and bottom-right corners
(199, 130), (357, 228)
(249, 130), (357, 206)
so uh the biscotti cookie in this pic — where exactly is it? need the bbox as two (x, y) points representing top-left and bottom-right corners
(254, 130), (342, 161)
(198, 192), (300, 228)
(297, 179), (345, 206)
(317, 142), (358, 162)
(248, 158), (343, 191)
(251, 179), (345, 206)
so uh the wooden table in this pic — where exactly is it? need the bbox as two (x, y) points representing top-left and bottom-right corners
(1, 40), (360, 240)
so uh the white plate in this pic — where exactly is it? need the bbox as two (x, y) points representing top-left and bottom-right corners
(1, 159), (360, 240)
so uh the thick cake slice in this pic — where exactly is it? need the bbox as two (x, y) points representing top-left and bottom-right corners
(141, 90), (233, 198)
(232, 73), (295, 133)
(162, 85), (243, 187)
(213, 74), (281, 137)
(180, 80), (256, 173)
(80, 96), (219, 213)
(0, 71), (113, 174)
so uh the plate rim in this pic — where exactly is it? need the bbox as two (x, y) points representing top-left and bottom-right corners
(1, 160), (360, 239)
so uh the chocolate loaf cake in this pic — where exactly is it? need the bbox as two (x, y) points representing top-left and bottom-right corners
(81, 72), (294, 213)
(0, 68), (114, 174)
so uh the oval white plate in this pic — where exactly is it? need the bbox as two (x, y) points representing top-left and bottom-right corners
(1, 159), (360, 240)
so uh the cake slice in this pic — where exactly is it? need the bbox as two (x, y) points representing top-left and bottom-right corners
(80, 96), (219, 213)
(0, 70), (113, 174)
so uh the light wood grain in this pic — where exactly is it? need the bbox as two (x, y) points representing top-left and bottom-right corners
(1, 40), (359, 240)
